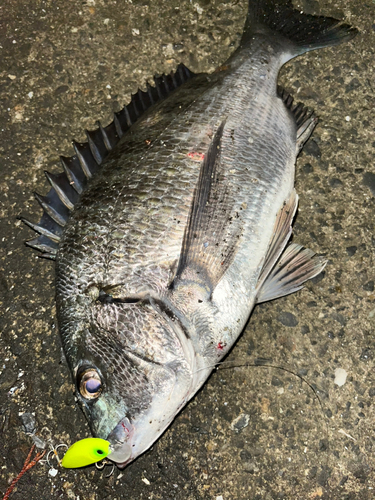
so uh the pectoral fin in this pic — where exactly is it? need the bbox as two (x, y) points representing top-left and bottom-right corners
(171, 120), (240, 292)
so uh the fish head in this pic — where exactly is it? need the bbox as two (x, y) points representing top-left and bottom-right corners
(59, 292), (194, 467)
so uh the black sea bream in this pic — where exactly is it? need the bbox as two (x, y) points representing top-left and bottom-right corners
(23, 0), (357, 467)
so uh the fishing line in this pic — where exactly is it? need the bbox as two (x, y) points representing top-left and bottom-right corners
(193, 357), (331, 477)
(98, 358), (331, 480)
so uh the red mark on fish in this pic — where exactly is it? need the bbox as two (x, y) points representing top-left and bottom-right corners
(217, 341), (226, 350)
(187, 151), (205, 161)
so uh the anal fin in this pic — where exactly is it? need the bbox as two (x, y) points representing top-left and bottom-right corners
(256, 243), (327, 303)
(255, 188), (327, 303)
(257, 188), (299, 291)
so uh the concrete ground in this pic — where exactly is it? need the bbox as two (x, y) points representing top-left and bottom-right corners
(0, 0), (373, 499)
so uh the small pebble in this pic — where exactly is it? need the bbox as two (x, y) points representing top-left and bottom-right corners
(230, 413), (250, 432)
(20, 412), (36, 434)
(334, 368), (347, 387)
(48, 468), (58, 477)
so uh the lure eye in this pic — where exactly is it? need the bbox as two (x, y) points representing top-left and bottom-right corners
(77, 368), (102, 400)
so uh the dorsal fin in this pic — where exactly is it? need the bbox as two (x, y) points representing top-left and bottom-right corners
(22, 63), (195, 259)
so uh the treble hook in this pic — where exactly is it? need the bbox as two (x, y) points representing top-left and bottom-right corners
(95, 459), (115, 477)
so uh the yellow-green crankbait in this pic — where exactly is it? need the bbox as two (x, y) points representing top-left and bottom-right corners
(61, 438), (111, 468)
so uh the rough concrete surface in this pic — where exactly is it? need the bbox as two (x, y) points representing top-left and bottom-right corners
(0, 0), (374, 499)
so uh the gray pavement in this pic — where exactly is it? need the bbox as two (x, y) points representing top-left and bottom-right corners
(0, 1), (374, 499)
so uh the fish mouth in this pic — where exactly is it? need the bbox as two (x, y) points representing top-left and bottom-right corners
(106, 416), (134, 466)
(107, 443), (133, 468)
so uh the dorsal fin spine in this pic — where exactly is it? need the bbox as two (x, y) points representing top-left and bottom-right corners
(25, 234), (58, 256)
(73, 141), (98, 178)
(44, 171), (76, 210)
(22, 218), (61, 242)
(137, 89), (147, 111)
(60, 156), (85, 194)
(99, 122), (116, 151)
(124, 106), (133, 128)
(34, 192), (68, 227)
(86, 130), (105, 164)
(155, 78), (164, 99)
(113, 113), (124, 138)
(22, 63), (196, 259)
(133, 97), (141, 117)
(146, 83), (155, 105)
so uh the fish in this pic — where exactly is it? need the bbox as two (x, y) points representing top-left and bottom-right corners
(22, 0), (357, 468)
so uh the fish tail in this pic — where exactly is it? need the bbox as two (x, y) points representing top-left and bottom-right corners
(244, 0), (357, 56)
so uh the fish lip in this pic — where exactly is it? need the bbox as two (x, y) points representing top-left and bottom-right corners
(110, 457), (133, 469)
(106, 416), (134, 465)
(107, 442), (133, 466)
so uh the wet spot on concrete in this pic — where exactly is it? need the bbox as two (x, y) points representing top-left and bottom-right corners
(326, 408), (333, 418)
(302, 163), (313, 174)
(301, 325), (310, 335)
(304, 139), (321, 158)
(331, 312), (347, 326)
(54, 85), (69, 95)
(363, 280), (374, 292)
(346, 245), (357, 256)
(0, 366), (18, 392)
(345, 77), (360, 92)
(277, 311), (298, 327)
(310, 270), (325, 284)
(363, 172), (375, 195)
(307, 466), (318, 479)
(329, 177), (343, 188)
(317, 466), (331, 487)
(271, 375), (283, 387)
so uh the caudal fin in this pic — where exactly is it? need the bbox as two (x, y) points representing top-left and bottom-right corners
(244, 0), (357, 55)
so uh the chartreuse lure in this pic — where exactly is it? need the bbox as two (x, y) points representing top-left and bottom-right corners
(61, 438), (111, 468)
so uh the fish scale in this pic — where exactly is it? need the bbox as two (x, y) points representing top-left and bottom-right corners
(23, 0), (357, 469)
(62, 53), (287, 296)
(57, 83), (221, 293)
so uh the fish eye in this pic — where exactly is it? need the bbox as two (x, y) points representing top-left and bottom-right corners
(77, 368), (102, 400)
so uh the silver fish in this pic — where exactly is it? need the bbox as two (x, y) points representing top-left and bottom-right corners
(23, 0), (357, 467)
